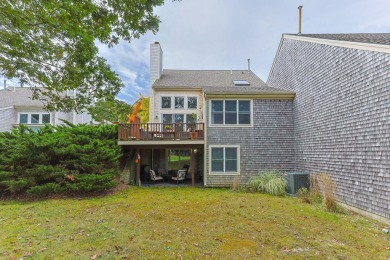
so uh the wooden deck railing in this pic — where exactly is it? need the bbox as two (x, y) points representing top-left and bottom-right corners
(118, 123), (204, 141)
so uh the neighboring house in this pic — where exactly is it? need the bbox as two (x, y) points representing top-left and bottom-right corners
(118, 42), (296, 187)
(0, 87), (93, 132)
(267, 33), (390, 219)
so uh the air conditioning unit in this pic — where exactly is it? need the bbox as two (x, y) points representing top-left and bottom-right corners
(285, 172), (310, 195)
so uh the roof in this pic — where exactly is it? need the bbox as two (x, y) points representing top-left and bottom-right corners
(0, 87), (45, 108)
(153, 70), (269, 88)
(153, 69), (295, 97)
(285, 33), (390, 46)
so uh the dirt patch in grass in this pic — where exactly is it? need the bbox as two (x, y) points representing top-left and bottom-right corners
(0, 187), (389, 259)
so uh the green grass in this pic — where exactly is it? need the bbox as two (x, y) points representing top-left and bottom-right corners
(0, 187), (389, 259)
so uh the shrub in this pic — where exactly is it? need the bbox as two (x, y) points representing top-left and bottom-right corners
(0, 124), (121, 196)
(27, 183), (64, 196)
(248, 171), (287, 196)
(1, 179), (29, 194)
(231, 176), (241, 192)
(308, 174), (323, 204)
(0, 171), (13, 181)
(318, 173), (343, 212)
(296, 187), (311, 203)
(65, 173), (116, 193)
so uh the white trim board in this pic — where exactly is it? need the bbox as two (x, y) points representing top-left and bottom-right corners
(283, 34), (390, 54)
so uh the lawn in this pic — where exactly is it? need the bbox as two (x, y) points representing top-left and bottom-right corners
(0, 187), (389, 259)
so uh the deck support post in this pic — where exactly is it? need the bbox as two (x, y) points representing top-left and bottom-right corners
(136, 149), (141, 186)
(191, 149), (196, 186)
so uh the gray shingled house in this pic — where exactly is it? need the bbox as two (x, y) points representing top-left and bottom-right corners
(118, 42), (295, 187)
(0, 87), (93, 132)
(267, 33), (390, 220)
(119, 37), (389, 221)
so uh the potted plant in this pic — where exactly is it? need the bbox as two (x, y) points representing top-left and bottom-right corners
(189, 113), (198, 140)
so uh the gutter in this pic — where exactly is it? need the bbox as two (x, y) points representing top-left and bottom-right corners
(153, 86), (203, 91)
(204, 92), (295, 99)
(0, 106), (14, 111)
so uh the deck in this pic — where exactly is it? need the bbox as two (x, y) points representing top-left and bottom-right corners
(118, 123), (205, 145)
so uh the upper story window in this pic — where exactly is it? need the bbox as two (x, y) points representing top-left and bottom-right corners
(161, 97), (171, 109)
(18, 113), (51, 124)
(211, 100), (251, 125)
(187, 97), (197, 109)
(161, 96), (198, 110)
(175, 97), (184, 109)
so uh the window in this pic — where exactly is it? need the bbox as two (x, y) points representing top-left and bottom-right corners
(175, 114), (184, 123)
(233, 80), (250, 86)
(239, 100), (251, 124)
(161, 97), (171, 109)
(211, 100), (223, 124)
(186, 114), (197, 124)
(42, 114), (51, 123)
(175, 97), (184, 109)
(19, 114), (28, 124)
(211, 100), (251, 125)
(31, 114), (39, 124)
(18, 113), (51, 124)
(162, 114), (173, 124)
(162, 114), (185, 124)
(210, 146), (239, 174)
(168, 149), (190, 170)
(188, 97), (197, 109)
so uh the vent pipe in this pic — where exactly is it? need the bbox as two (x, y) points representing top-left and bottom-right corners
(247, 58), (251, 72)
(3, 80), (6, 90)
(298, 6), (303, 35)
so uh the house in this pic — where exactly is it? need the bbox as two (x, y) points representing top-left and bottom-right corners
(118, 42), (296, 186)
(267, 33), (390, 220)
(0, 87), (93, 132)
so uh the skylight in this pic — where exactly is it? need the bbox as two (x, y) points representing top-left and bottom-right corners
(233, 80), (250, 86)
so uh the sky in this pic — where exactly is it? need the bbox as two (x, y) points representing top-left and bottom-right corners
(3, 0), (390, 104)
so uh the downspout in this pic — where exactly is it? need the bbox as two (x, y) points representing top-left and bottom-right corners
(203, 92), (207, 186)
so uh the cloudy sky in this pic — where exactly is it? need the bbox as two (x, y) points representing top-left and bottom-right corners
(100, 0), (390, 104)
(3, 0), (390, 104)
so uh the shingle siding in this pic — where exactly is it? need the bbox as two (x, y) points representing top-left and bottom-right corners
(0, 107), (14, 132)
(205, 99), (295, 186)
(268, 38), (390, 218)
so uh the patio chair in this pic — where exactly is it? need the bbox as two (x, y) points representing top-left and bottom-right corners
(171, 169), (186, 184)
(150, 169), (164, 183)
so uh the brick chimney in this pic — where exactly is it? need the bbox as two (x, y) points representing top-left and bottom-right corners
(149, 42), (163, 122)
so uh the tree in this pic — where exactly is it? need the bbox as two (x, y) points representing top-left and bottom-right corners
(88, 99), (132, 123)
(137, 97), (150, 123)
(0, 0), (165, 112)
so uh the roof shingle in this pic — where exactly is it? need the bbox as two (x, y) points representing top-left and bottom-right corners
(153, 69), (269, 88)
(153, 69), (294, 95)
(0, 87), (45, 108)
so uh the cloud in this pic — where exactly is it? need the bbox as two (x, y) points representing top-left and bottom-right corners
(98, 0), (390, 104)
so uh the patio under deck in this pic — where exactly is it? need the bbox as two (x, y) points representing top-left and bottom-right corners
(118, 123), (205, 187)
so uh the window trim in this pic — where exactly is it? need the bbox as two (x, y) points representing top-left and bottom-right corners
(209, 145), (240, 175)
(17, 112), (51, 125)
(209, 99), (253, 127)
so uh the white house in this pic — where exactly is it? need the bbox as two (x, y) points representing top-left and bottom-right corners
(0, 87), (93, 132)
